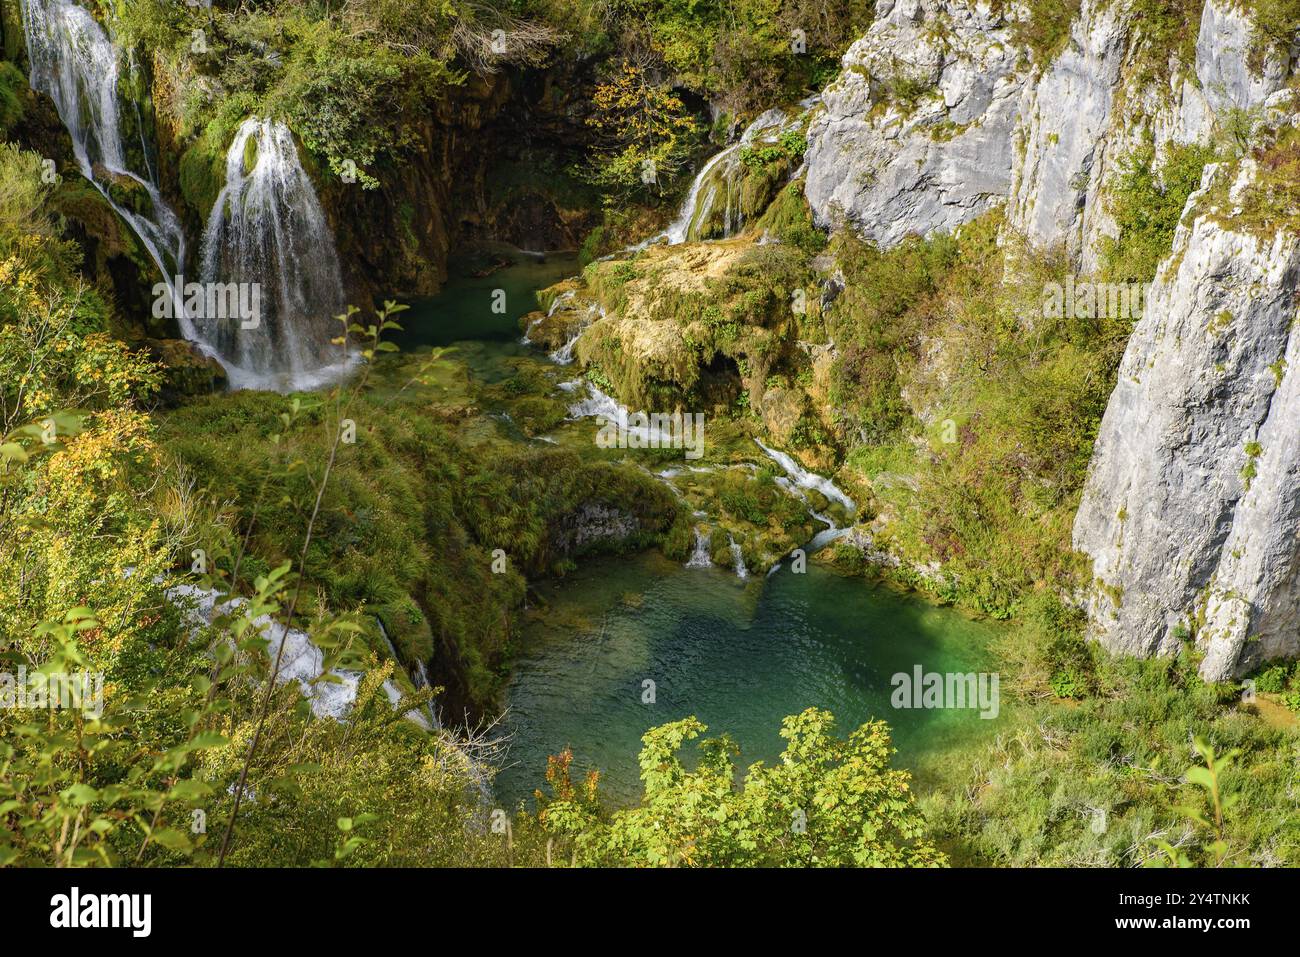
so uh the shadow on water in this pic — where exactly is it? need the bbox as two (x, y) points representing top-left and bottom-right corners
(497, 551), (1006, 808)
(394, 244), (580, 353)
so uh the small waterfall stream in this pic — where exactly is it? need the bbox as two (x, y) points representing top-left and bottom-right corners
(685, 528), (713, 568)
(755, 439), (857, 552)
(659, 108), (790, 246)
(728, 534), (749, 579)
(20, 0), (186, 311)
(374, 616), (440, 730)
(199, 117), (350, 391)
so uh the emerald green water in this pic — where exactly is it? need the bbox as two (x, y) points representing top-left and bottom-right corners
(394, 244), (580, 351)
(393, 245), (1006, 811)
(497, 552), (1004, 808)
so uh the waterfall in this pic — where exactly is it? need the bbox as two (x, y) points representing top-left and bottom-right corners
(756, 439), (857, 552)
(20, 0), (186, 312)
(663, 145), (741, 245)
(755, 439), (856, 512)
(549, 333), (582, 365)
(564, 380), (685, 448)
(545, 300), (603, 365)
(374, 615), (439, 730)
(167, 583), (423, 726)
(199, 117), (350, 391)
(686, 528), (712, 568)
(728, 534), (749, 579)
(658, 109), (791, 246)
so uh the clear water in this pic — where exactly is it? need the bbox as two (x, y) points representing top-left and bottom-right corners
(395, 245), (581, 350)
(391, 251), (1006, 810)
(497, 552), (1004, 808)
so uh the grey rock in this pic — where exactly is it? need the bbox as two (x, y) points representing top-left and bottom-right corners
(1196, 0), (1291, 116)
(1006, 0), (1127, 258)
(1073, 167), (1300, 679)
(802, 0), (1025, 245)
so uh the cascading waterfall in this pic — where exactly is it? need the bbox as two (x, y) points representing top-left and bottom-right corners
(20, 0), (186, 313)
(686, 528), (713, 568)
(661, 108), (790, 246)
(167, 583), (424, 725)
(755, 439), (857, 552)
(199, 117), (350, 391)
(548, 302), (605, 365)
(522, 290), (572, 344)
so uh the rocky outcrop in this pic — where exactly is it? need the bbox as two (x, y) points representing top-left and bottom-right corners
(144, 338), (228, 403)
(805, 0), (1295, 265)
(1073, 162), (1300, 680)
(802, 0), (1025, 245)
(1195, 0), (1293, 117)
(1006, 0), (1127, 262)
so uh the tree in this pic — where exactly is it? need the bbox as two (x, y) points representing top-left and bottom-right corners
(541, 707), (947, 867)
(581, 62), (699, 198)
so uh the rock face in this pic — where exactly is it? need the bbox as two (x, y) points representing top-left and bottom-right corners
(804, 0), (1293, 262)
(1006, 0), (1126, 261)
(1195, 0), (1292, 116)
(802, 0), (1025, 245)
(803, 0), (1300, 676)
(1073, 166), (1300, 680)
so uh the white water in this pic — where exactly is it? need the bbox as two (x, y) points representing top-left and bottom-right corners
(20, 0), (186, 313)
(755, 439), (856, 512)
(546, 301), (604, 365)
(565, 381), (686, 449)
(728, 534), (749, 579)
(200, 117), (351, 391)
(659, 109), (790, 246)
(549, 333), (582, 365)
(522, 289), (574, 345)
(167, 583), (424, 726)
(686, 528), (712, 568)
(755, 439), (857, 552)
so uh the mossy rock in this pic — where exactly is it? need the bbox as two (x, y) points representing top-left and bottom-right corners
(145, 339), (228, 401)
(374, 596), (435, 666)
(179, 139), (226, 217)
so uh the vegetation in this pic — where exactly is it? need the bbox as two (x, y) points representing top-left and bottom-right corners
(1100, 141), (1215, 285)
(925, 596), (1299, 866)
(4, 0), (1299, 875)
(537, 708), (946, 866)
(580, 62), (700, 197)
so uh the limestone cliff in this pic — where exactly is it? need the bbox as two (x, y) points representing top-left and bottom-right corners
(1074, 120), (1300, 680)
(803, 0), (1300, 675)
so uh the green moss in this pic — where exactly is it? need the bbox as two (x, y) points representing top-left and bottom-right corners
(0, 61), (26, 136)
(179, 139), (226, 216)
(159, 354), (681, 710)
(374, 594), (435, 665)
(1009, 0), (1082, 66)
